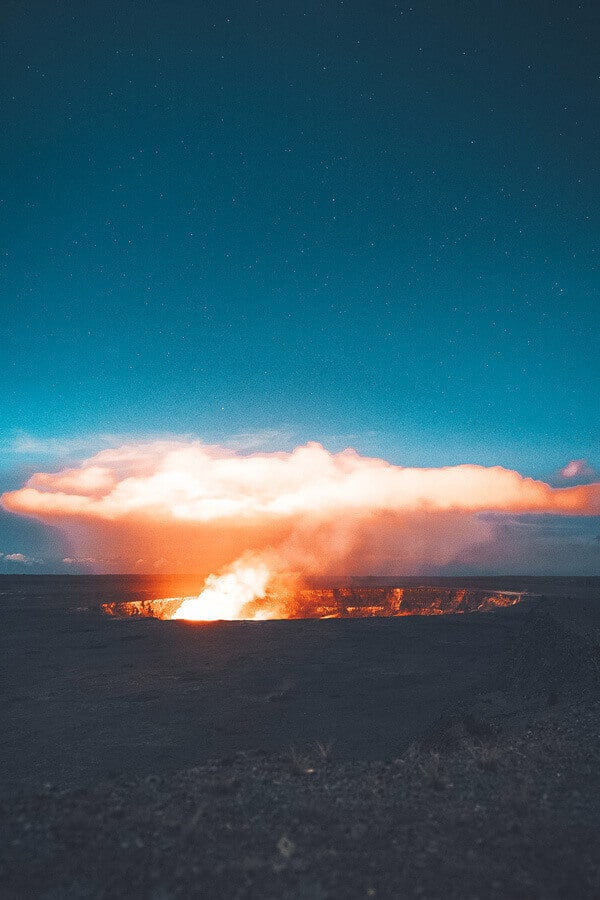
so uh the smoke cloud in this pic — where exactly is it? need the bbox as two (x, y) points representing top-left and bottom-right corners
(2, 440), (599, 575)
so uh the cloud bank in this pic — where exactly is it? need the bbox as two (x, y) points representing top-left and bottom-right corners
(2, 440), (599, 575)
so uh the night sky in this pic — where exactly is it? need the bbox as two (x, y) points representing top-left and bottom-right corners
(1, 1), (599, 573)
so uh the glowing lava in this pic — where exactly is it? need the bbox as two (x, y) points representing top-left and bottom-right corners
(170, 558), (275, 621)
(102, 568), (529, 621)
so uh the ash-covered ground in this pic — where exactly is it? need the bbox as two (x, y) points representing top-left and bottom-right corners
(0, 576), (599, 898)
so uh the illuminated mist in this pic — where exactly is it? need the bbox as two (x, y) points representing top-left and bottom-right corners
(2, 440), (599, 619)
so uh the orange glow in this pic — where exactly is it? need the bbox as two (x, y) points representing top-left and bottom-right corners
(170, 557), (276, 621)
(3, 441), (600, 609)
(102, 579), (527, 621)
(3, 441), (599, 523)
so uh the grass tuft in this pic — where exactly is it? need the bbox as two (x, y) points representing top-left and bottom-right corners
(315, 740), (335, 763)
(288, 746), (315, 776)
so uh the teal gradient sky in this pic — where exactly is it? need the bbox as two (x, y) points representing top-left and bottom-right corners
(1, 1), (598, 572)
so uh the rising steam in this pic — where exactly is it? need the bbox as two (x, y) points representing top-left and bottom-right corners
(170, 556), (276, 621)
(2, 440), (599, 618)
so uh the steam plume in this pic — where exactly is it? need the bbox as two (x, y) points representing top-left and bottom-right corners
(2, 440), (599, 577)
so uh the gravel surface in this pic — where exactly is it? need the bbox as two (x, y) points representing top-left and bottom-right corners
(1, 579), (599, 898)
(1, 699), (599, 900)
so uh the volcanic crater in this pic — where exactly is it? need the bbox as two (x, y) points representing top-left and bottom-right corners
(102, 584), (528, 621)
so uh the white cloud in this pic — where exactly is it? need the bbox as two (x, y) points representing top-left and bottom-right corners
(2, 439), (599, 577)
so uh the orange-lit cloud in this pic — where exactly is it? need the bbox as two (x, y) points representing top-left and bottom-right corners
(2, 440), (599, 575)
(558, 459), (596, 480)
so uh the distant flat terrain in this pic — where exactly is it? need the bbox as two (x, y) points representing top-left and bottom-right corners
(0, 576), (598, 797)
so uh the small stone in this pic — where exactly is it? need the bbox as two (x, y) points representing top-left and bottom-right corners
(277, 835), (296, 858)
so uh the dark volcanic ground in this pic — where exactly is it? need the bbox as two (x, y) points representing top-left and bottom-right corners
(0, 575), (595, 797)
(0, 576), (599, 898)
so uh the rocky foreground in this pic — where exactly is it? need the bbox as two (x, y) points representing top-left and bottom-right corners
(1, 581), (599, 898)
(1, 700), (599, 899)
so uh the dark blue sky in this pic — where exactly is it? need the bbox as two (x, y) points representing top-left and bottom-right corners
(1, 1), (599, 571)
